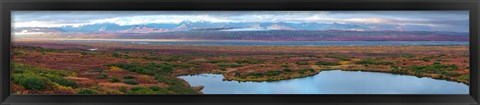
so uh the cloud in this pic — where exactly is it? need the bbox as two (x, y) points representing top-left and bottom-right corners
(90, 15), (237, 25)
(12, 11), (469, 32)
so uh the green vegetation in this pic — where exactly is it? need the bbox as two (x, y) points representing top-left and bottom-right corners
(141, 55), (183, 62)
(355, 59), (394, 65)
(127, 87), (165, 94)
(266, 70), (282, 76)
(108, 62), (198, 94)
(295, 61), (310, 65)
(127, 86), (168, 94)
(315, 61), (339, 66)
(237, 68), (316, 78)
(171, 63), (193, 69)
(297, 69), (306, 74)
(123, 80), (138, 85)
(12, 74), (48, 90)
(12, 45), (470, 95)
(297, 68), (314, 74)
(459, 75), (469, 81)
(149, 86), (162, 91)
(207, 60), (228, 63)
(217, 63), (243, 68)
(326, 55), (350, 61)
(12, 63), (77, 90)
(108, 62), (175, 76)
(411, 62), (459, 74)
(234, 72), (241, 77)
(155, 76), (198, 94)
(303, 68), (315, 72)
(109, 77), (121, 82)
(390, 65), (409, 74)
(236, 58), (265, 64)
(400, 54), (416, 58)
(80, 52), (88, 56)
(245, 72), (265, 77)
(77, 88), (97, 94)
(282, 68), (292, 72)
(97, 73), (108, 79)
(44, 74), (77, 88)
(123, 75), (135, 79)
(112, 53), (121, 58)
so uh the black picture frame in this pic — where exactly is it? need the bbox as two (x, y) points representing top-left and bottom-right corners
(0, 0), (479, 105)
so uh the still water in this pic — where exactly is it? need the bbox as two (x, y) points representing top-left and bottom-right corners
(178, 70), (469, 94)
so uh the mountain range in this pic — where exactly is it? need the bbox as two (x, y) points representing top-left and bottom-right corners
(16, 21), (439, 33)
(14, 21), (469, 41)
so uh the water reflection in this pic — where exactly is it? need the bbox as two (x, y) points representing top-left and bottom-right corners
(178, 70), (469, 94)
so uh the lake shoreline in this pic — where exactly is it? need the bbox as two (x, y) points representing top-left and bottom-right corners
(215, 66), (469, 85)
(179, 70), (469, 94)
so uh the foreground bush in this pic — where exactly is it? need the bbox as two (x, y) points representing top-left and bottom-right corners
(127, 86), (168, 94)
(77, 88), (97, 94)
(355, 59), (394, 65)
(325, 55), (351, 61)
(217, 63), (243, 68)
(236, 58), (265, 64)
(315, 61), (339, 66)
(11, 63), (78, 91)
(45, 75), (77, 88)
(123, 80), (138, 85)
(109, 77), (121, 82)
(295, 61), (310, 65)
(12, 74), (48, 90)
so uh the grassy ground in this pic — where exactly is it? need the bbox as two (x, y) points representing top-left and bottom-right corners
(11, 41), (470, 94)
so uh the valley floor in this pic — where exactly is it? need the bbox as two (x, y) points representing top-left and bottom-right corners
(11, 41), (470, 94)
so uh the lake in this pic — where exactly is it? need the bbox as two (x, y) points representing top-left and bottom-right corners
(65, 40), (468, 46)
(178, 70), (469, 94)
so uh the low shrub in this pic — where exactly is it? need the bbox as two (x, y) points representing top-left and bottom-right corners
(326, 55), (351, 61)
(400, 54), (416, 58)
(355, 59), (394, 65)
(411, 62), (460, 74)
(236, 58), (265, 64)
(150, 86), (162, 91)
(266, 70), (282, 76)
(131, 86), (148, 91)
(295, 61), (310, 65)
(219, 68), (226, 71)
(297, 69), (306, 74)
(123, 80), (138, 85)
(12, 74), (48, 90)
(459, 75), (469, 81)
(303, 68), (315, 72)
(112, 53), (121, 58)
(123, 75), (135, 79)
(77, 88), (97, 94)
(110, 77), (121, 82)
(217, 63), (243, 68)
(315, 61), (339, 66)
(97, 73), (108, 79)
(234, 72), (241, 77)
(445, 72), (461, 77)
(207, 60), (228, 63)
(246, 72), (264, 77)
(119, 86), (128, 93)
(45, 75), (77, 88)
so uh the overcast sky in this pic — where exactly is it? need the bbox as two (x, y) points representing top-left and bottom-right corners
(12, 11), (469, 32)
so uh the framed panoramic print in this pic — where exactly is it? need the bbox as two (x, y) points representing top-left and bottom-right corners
(0, 0), (479, 105)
